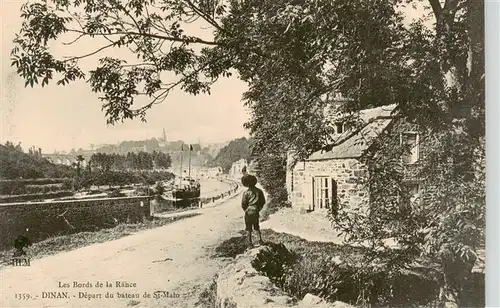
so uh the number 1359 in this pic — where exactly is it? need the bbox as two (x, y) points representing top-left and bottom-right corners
(15, 293), (31, 300)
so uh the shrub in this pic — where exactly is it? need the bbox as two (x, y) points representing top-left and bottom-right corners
(154, 182), (165, 195)
(251, 242), (298, 286)
(281, 255), (360, 304)
(0, 181), (26, 195)
(61, 179), (73, 190)
(0, 178), (71, 195)
(134, 186), (156, 197)
(24, 184), (64, 194)
(214, 235), (249, 258)
(248, 232), (444, 307)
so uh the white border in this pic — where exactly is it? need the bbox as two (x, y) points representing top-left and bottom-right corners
(485, 1), (500, 307)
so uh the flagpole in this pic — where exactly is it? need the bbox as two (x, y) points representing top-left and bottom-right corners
(188, 145), (192, 179)
(179, 145), (183, 187)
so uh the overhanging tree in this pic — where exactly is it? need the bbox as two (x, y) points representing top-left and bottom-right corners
(11, 0), (237, 124)
(11, 0), (484, 306)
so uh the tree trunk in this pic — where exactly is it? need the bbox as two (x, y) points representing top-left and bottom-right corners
(465, 0), (485, 139)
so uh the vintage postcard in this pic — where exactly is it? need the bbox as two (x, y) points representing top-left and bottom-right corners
(0, 0), (490, 307)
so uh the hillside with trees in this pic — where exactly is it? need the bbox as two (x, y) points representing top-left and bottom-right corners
(208, 138), (254, 173)
(0, 141), (73, 180)
(83, 139), (217, 170)
(201, 141), (230, 160)
(89, 151), (171, 171)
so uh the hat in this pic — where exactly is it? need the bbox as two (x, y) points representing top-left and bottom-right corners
(241, 174), (257, 187)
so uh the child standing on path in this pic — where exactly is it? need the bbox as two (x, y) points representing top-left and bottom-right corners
(241, 174), (265, 247)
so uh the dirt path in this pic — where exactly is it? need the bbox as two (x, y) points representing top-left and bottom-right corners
(0, 194), (245, 308)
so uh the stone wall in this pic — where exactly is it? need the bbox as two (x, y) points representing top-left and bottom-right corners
(288, 158), (369, 212)
(0, 196), (151, 249)
(216, 248), (294, 308)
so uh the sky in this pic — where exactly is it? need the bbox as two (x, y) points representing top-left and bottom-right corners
(0, 0), (428, 153)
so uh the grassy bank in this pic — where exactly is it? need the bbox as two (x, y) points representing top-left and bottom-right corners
(212, 229), (484, 308)
(0, 213), (198, 269)
(195, 275), (219, 308)
(213, 229), (363, 259)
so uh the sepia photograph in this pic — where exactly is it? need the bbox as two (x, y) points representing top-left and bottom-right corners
(0, 0), (492, 307)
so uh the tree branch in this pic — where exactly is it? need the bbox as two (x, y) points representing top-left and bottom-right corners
(122, 63), (156, 67)
(131, 59), (215, 115)
(443, 0), (460, 13)
(62, 32), (86, 45)
(428, 0), (443, 22)
(62, 41), (116, 62)
(65, 28), (220, 45)
(182, 0), (224, 32)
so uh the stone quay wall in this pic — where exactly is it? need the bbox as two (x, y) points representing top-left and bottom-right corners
(0, 196), (151, 249)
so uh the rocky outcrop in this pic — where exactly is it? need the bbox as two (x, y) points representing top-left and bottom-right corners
(299, 294), (355, 308)
(215, 246), (355, 308)
(216, 247), (295, 307)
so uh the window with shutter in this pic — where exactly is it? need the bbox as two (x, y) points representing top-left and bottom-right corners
(311, 177), (315, 211)
(312, 176), (338, 210)
(331, 178), (338, 214)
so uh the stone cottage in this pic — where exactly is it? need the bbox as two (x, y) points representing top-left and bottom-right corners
(286, 104), (421, 213)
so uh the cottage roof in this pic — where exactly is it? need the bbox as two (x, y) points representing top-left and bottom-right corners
(307, 104), (397, 160)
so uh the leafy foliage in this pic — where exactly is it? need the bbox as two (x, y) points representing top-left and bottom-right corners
(323, 1), (484, 305)
(90, 150), (171, 171)
(208, 137), (253, 173)
(91, 138), (201, 155)
(251, 242), (298, 285)
(0, 141), (74, 180)
(85, 169), (174, 189)
(253, 151), (289, 206)
(11, 0), (233, 124)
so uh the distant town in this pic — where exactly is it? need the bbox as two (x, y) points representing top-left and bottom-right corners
(0, 131), (254, 205)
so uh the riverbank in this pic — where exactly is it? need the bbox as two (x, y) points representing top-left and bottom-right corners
(0, 192), (246, 308)
(0, 213), (198, 270)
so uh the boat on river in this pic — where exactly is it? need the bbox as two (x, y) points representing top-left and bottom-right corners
(171, 144), (201, 207)
(172, 178), (200, 198)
